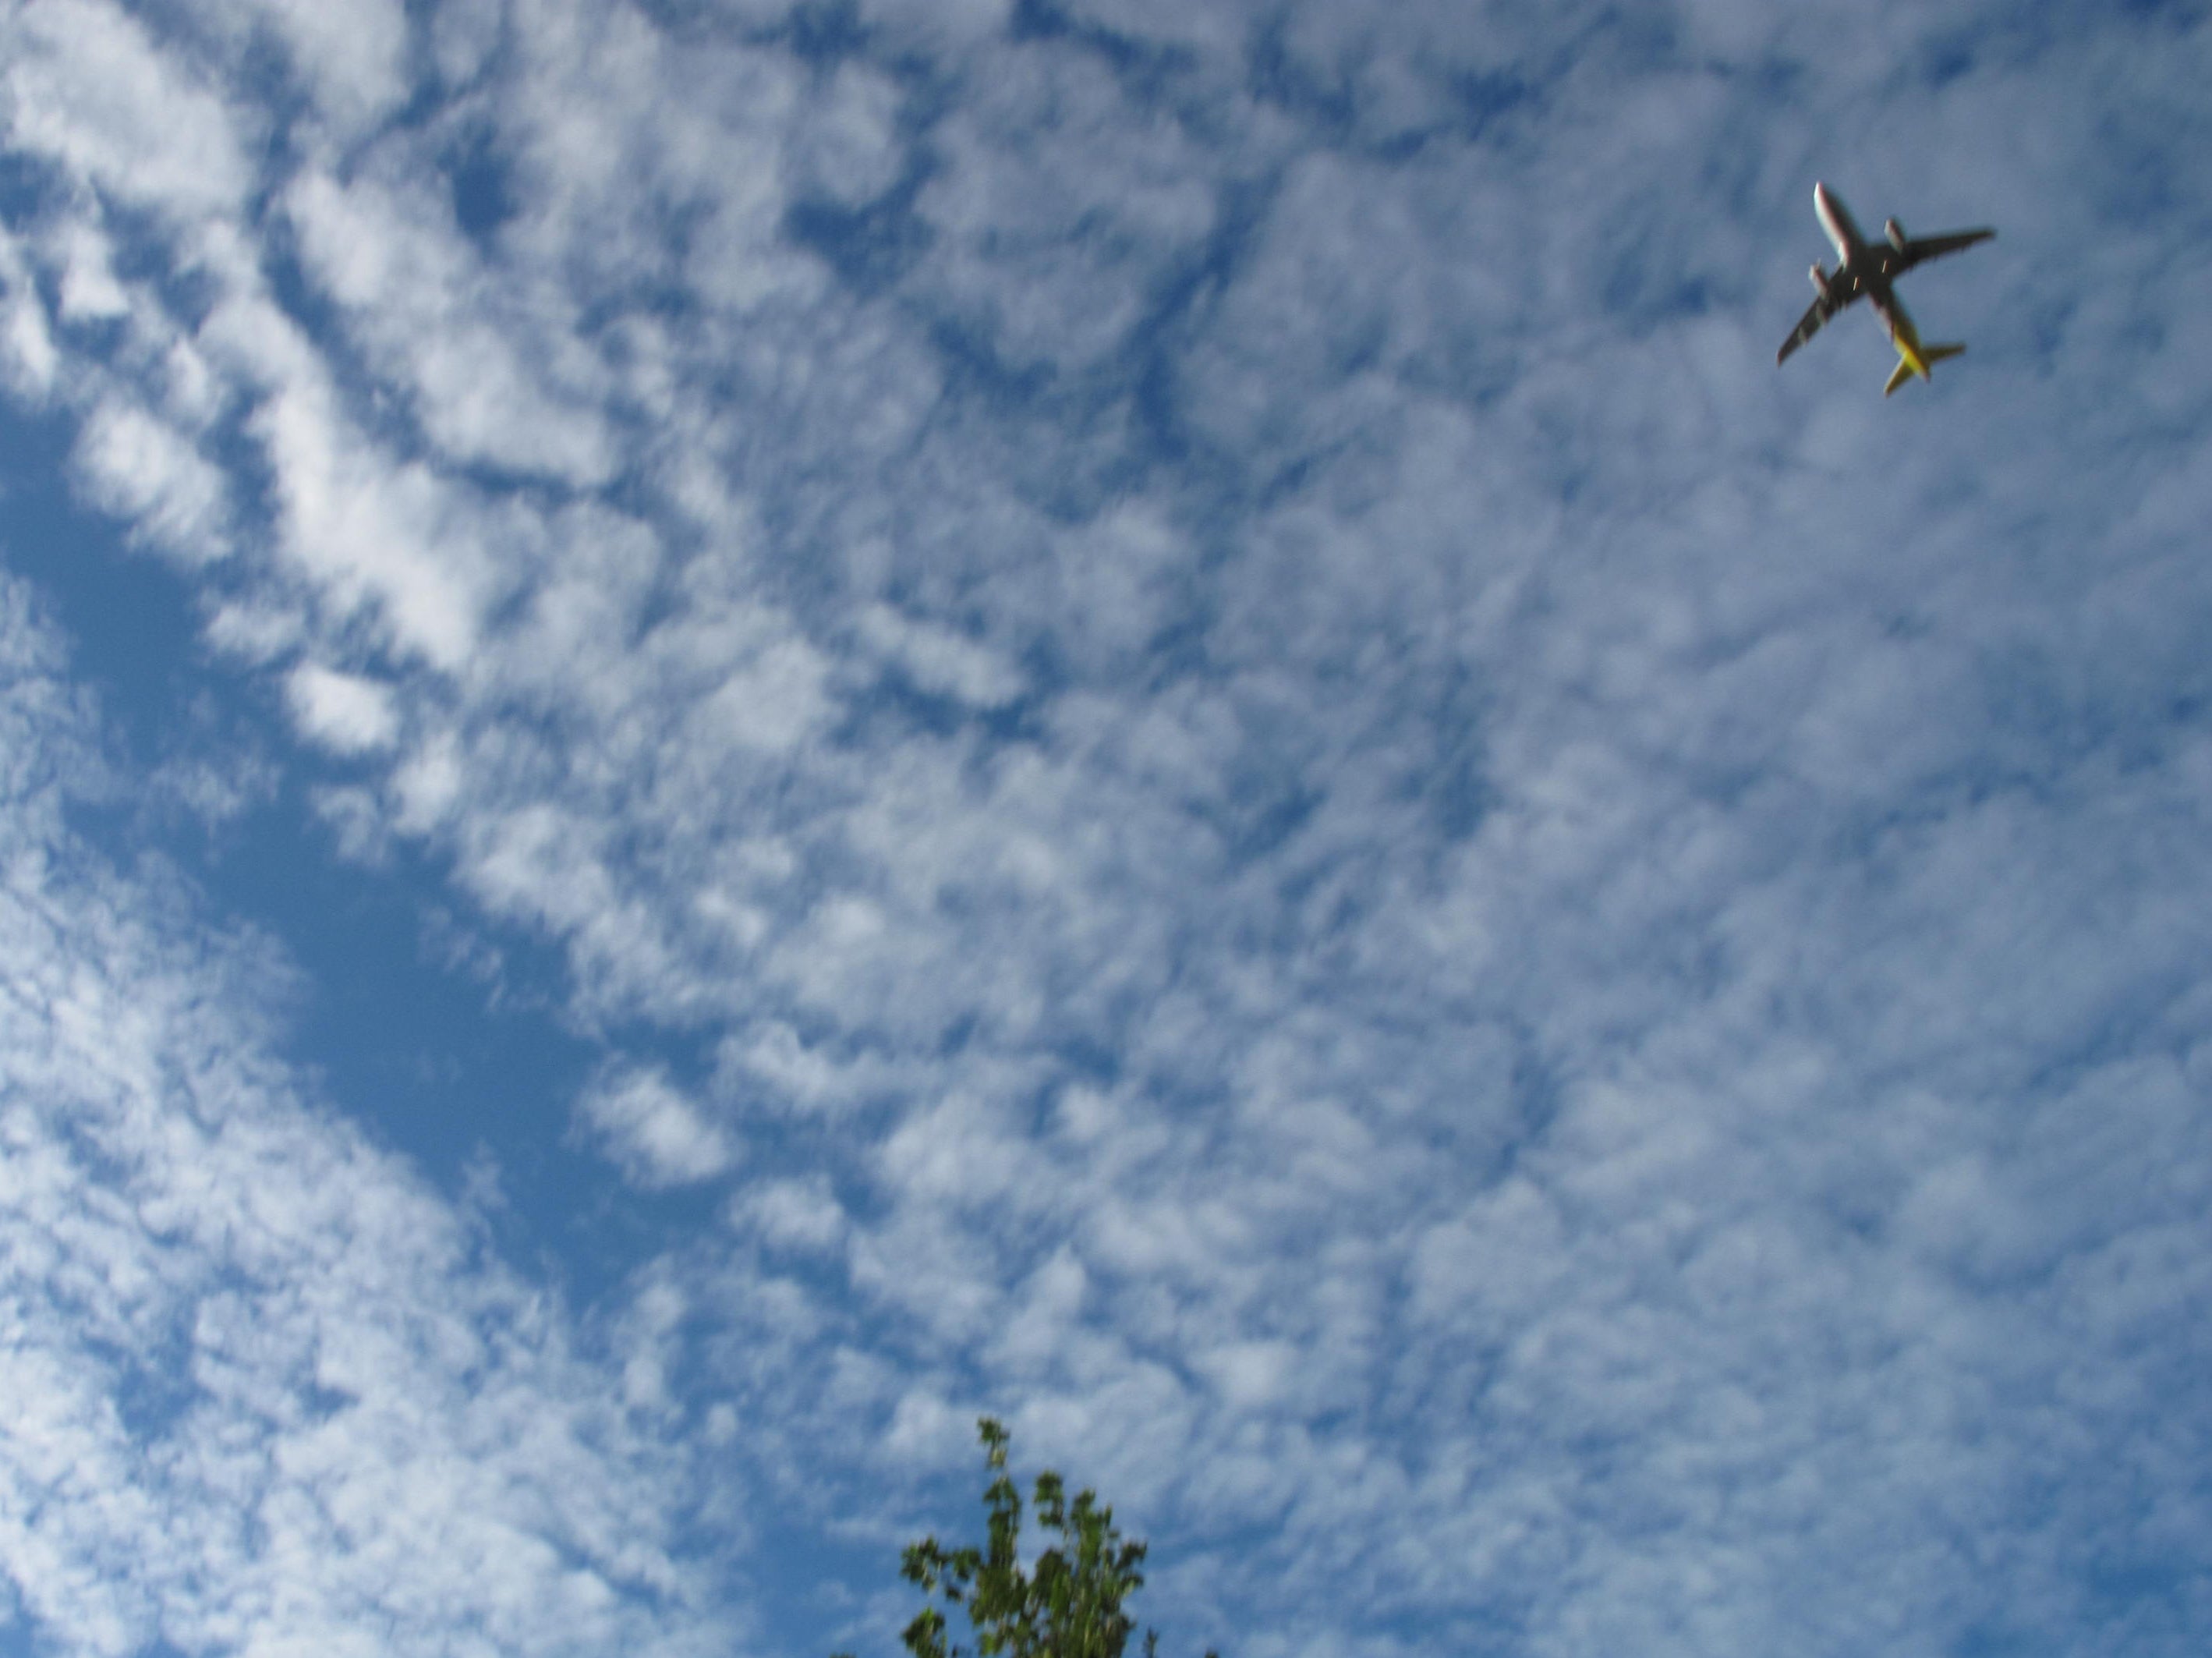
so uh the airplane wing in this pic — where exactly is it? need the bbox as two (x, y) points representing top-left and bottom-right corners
(1776, 291), (1842, 365)
(1896, 226), (1994, 274)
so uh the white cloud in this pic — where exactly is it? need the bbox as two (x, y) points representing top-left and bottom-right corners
(283, 167), (615, 484)
(428, 0), (503, 87)
(858, 0), (1013, 49)
(576, 1065), (738, 1189)
(715, 1021), (904, 1118)
(4, 0), (253, 218)
(51, 219), (129, 322)
(285, 662), (400, 754)
(203, 596), (308, 666)
(0, 266), (59, 400)
(0, 573), (734, 1658)
(698, 633), (835, 754)
(858, 603), (1025, 709)
(234, 0), (412, 137)
(247, 377), (490, 668)
(72, 394), (231, 564)
(728, 1174), (847, 1256)
(5, 3), (2212, 1656)
(915, 36), (1216, 370)
(790, 62), (905, 206)
(389, 728), (465, 833)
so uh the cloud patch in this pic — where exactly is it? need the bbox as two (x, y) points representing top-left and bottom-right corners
(285, 662), (399, 754)
(2, 3), (2211, 1657)
(73, 395), (232, 565)
(576, 1065), (740, 1189)
(0, 571), (733, 1658)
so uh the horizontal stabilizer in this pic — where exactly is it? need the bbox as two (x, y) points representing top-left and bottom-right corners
(1884, 342), (1967, 396)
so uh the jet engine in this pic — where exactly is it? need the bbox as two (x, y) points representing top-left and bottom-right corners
(1885, 218), (1907, 252)
(1808, 261), (1832, 299)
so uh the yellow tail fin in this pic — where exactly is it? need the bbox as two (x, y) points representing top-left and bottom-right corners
(1884, 342), (1966, 396)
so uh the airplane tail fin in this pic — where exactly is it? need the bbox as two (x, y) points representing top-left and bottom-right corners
(1882, 341), (1966, 397)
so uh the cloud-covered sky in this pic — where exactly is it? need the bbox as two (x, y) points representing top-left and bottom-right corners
(2, 2), (2210, 1654)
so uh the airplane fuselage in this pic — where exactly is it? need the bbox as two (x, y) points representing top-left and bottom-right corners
(1814, 182), (1927, 365)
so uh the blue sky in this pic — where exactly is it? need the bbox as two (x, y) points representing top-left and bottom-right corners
(1, 1), (2209, 1654)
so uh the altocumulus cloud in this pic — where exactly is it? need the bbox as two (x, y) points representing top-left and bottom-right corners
(2, 1), (2211, 1656)
(576, 1064), (739, 1190)
(0, 573), (735, 1658)
(284, 662), (398, 755)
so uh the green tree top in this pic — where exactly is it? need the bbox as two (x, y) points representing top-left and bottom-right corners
(833, 1416), (1217, 1658)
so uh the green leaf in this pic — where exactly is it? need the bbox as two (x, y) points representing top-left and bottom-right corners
(837, 1417), (1216, 1658)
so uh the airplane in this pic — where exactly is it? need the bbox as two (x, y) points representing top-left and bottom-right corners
(1777, 182), (1994, 395)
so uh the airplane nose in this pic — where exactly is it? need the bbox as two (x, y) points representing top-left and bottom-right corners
(1814, 180), (1832, 208)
